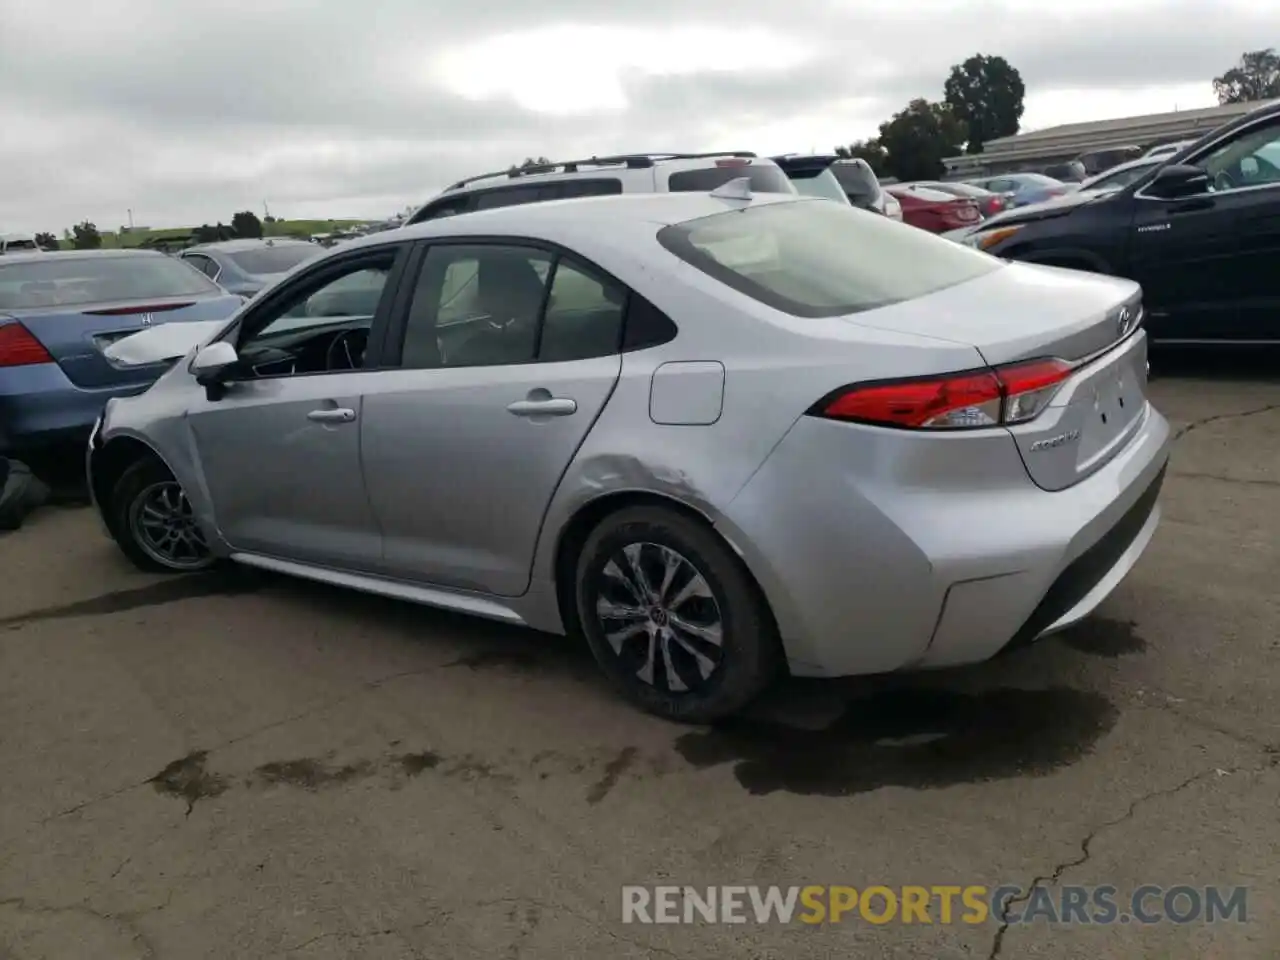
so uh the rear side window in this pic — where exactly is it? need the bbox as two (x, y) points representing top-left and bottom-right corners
(657, 199), (1001, 319)
(666, 162), (795, 195)
(556, 178), (623, 199)
(0, 255), (221, 310)
(473, 186), (551, 210)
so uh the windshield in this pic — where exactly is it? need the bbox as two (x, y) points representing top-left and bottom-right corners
(657, 198), (1001, 319)
(226, 244), (318, 275)
(0, 255), (220, 310)
(666, 162), (796, 194)
(787, 167), (853, 204)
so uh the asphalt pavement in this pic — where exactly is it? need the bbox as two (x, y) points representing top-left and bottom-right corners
(1, 350), (1277, 959)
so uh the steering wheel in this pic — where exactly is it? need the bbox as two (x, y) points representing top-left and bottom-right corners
(325, 329), (368, 371)
(1213, 169), (1236, 193)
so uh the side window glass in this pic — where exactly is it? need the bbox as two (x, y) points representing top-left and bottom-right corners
(1197, 120), (1280, 192)
(557, 179), (623, 200)
(414, 196), (471, 222)
(402, 245), (552, 369)
(234, 256), (396, 378)
(473, 186), (548, 210)
(539, 259), (625, 361)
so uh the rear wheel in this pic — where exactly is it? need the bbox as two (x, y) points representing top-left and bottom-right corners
(574, 506), (779, 723)
(110, 459), (216, 573)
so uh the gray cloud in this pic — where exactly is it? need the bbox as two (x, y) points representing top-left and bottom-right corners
(0, 0), (1275, 232)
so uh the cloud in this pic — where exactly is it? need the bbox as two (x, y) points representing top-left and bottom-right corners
(0, 0), (1275, 232)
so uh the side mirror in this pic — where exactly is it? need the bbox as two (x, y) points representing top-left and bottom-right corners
(1144, 163), (1210, 199)
(191, 341), (239, 385)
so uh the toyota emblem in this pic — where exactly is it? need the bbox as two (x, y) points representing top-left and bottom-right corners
(1116, 307), (1131, 337)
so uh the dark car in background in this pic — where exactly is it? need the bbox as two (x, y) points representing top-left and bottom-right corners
(0, 250), (242, 465)
(179, 238), (319, 299)
(883, 184), (982, 233)
(959, 98), (1280, 344)
(965, 172), (1072, 208)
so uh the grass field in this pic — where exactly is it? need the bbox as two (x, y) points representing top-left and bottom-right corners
(86, 219), (371, 249)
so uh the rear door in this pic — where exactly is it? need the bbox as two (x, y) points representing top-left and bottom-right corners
(0, 253), (242, 391)
(360, 240), (626, 597)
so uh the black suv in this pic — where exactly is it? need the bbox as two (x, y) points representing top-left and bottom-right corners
(963, 99), (1280, 343)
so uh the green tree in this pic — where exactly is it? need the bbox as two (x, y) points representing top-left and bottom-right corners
(834, 139), (889, 176)
(944, 54), (1026, 155)
(1213, 48), (1280, 104)
(877, 100), (967, 182)
(231, 210), (264, 239)
(71, 221), (102, 250)
(510, 155), (552, 172)
(34, 231), (59, 251)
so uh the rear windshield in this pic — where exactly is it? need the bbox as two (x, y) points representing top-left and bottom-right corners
(1, 239), (39, 252)
(666, 162), (795, 195)
(656, 199), (1001, 319)
(0, 255), (220, 310)
(787, 167), (853, 204)
(226, 244), (318, 275)
(830, 162), (883, 202)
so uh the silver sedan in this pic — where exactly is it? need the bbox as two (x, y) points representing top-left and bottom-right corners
(88, 190), (1170, 722)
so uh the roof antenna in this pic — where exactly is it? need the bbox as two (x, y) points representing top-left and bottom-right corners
(710, 177), (753, 201)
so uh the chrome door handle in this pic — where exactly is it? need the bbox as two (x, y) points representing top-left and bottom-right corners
(307, 407), (357, 423)
(506, 397), (577, 417)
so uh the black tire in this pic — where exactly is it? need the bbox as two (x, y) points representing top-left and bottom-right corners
(109, 458), (217, 574)
(574, 506), (779, 723)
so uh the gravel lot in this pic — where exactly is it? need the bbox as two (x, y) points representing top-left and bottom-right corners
(1, 352), (1278, 959)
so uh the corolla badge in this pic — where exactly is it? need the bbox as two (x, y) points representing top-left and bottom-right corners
(1028, 429), (1081, 452)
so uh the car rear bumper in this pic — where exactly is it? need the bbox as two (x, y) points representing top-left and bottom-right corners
(718, 400), (1172, 678)
(0, 363), (146, 457)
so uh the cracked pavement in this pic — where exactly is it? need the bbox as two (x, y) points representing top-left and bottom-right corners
(1, 355), (1278, 958)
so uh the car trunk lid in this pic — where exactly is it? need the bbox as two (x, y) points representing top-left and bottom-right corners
(842, 262), (1148, 489)
(10, 294), (242, 388)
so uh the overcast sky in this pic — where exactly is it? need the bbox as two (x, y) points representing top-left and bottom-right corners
(1, 0), (1275, 233)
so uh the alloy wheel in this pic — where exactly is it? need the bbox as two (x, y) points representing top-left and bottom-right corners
(128, 480), (212, 570)
(592, 541), (725, 694)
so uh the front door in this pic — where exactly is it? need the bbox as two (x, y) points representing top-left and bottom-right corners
(1129, 111), (1280, 342)
(360, 241), (626, 596)
(187, 243), (410, 569)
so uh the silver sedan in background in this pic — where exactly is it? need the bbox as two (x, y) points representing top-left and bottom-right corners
(89, 191), (1170, 722)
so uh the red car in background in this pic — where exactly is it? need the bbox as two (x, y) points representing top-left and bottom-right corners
(883, 184), (982, 233)
(905, 181), (1008, 219)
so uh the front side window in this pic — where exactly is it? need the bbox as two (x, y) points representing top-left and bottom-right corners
(657, 198), (1002, 319)
(399, 244), (627, 368)
(0, 254), (220, 310)
(232, 252), (397, 377)
(1194, 119), (1280, 193)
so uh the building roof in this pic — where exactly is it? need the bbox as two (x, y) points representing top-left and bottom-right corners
(945, 100), (1273, 171)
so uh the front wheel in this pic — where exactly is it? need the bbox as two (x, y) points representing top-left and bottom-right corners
(110, 459), (216, 573)
(574, 506), (779, 723)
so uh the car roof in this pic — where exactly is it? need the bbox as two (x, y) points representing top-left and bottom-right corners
(351, 191), (804, 251)
(439, 151), (766, 195)
(0, 248), (164, 265)
(185, 238), (314, 253)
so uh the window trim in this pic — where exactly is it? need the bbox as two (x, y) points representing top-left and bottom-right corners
(385, 235), (671, 369)
(1132, 114), (1280, 202)
(206, 241), (412, 382)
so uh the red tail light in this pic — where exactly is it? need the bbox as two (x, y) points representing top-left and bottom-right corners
(83, 302), (194, 316)
(813, 358), (1074, 430)
(0, 321), (54, 367)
